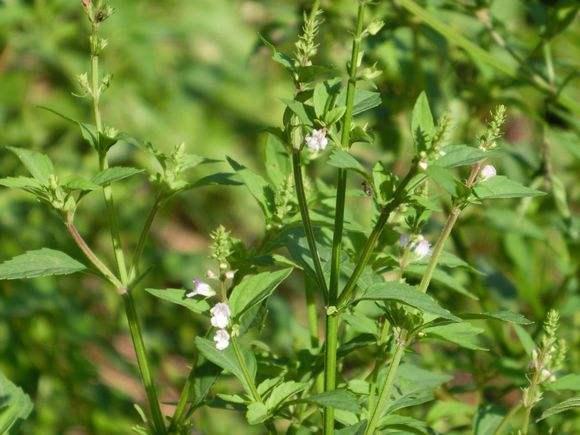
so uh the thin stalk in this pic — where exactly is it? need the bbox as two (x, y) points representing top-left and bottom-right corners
(292, 150), (328, 299)
(337, 165), (418, 308)
(65, 218), (122, 289)
(123, 292), (167, 434)
(305, 276), (320, 350)
(231, 338), (261, 402)
(168, 354), (198, 433)
(129, 190), (164, 281)
(493, 403), (522, 435)
(364, 334), (407, 435)
(91, 49), (129, 285)
(323, 4), (366, 433)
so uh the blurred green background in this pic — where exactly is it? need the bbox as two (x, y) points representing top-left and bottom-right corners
(0, 0), (578, 433)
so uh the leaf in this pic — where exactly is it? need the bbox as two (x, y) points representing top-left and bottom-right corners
(327, 149), (367, 175)
(229, 268), (293, 318)
(405, 265), (478, 300)
(0, 177), (43, 193)
(260, 35), (294, 72)
(227, 157), (276, 217)
(281, 98), (313, 126)
(473, 176), (545, 199)
(324, 106), (346, 126)
(472, 405), (505, 435)
(61, 175), (100, 192)
(145, 288), (210, 314)
(426, 166), (459, 196)
(246, 402), (269, 425)
(424, 323), (487, 350)
(295, 65), (338, 83)
(7, 147), (54, 185)
(313, 82), (329, 118)
(0, 371), (33, 433)
(411, 92), (434, 149)
(0, 249), (86, 280)
(195, 337), (256, 394)
(460, 311), (532, 325)
(336, 421), (367, 435)
(380, 415), (428, 434)
(186, 172), (241, 190)
(265, 381), (307, 411)
(435, 145), (488, 168)
(513, 324), (535, 355)
(537, 396), (580, 421)
(264, 134), (290, 187)
(92, 167), (144, 186)
(351, 90), (382, 116)
(301, 390), (361, 413)
(38, 106), (100, 150)
(546, 374), (580, 392)
(356, 281), (461, 322)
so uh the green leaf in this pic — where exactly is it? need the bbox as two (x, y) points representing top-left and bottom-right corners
(472, 405), (505, 435)
(38, 106), (100, 150)
(411, 92), (434, 149)
(92, 167), (144, 186)
(380, 415), (428, 433)
(537, 396), (580, 421)
(405, 265), (479, 300)
(246, 402), (269, 425)
(295, 65), (338, 83)
(356, 281), (461, 322)
(0, 371), (33, 433)
(7, 147), (54, 185)
(281, 99), (313, 126)
(301, 390), (361, 413)
(336, 421), (367, 435)
(313, 82), (329, 118)
(423, 323), (487, 350)
(265, 381), (308, 411)
(195, 337), (256, 394)
(324, 106), (346, 126)
(426, 166), (459, 196)
(546, 374), (580, 392)
(227, 157), (276, 217)
(186, 172), (241, 190)
(327, 149), (367, 175)
(61, 175), (100, 192)
(460, 311), (532, 325)
(435, 145), (488, 168)
(0, 177), (43, 192)
(229, 268), (293, 318)
(145, 288), (210, 314)
(349, 90), (382, 116)
(260, 35), (294, 72)
(264, 134), (290, 187)
(473, 176), (545, 199)
(513, 324), (535, 355)
(0, 248), (86, 280)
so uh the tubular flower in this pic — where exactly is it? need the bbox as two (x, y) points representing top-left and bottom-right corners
(210, 302), (231, 329)
(213, 329), (230, 350)
(186, 279), (216, 298)
(305, 129), (328, 152)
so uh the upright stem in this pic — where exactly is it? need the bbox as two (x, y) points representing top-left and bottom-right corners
(337, 166), (418, 308)
(231, 338), (261, 402)
(123, 292), (167, 434)
(305, 276), (320, 350)
(364, 334), (407, 435)
(292, 151), (328, 299)
(493, 403), (521, 435)
(323, 4), (365, 433)
(168, 354), (198, 433)
(129, 191), (163, 281)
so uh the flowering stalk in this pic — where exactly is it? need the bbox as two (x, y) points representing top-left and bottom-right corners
(323, 3), (366, 433)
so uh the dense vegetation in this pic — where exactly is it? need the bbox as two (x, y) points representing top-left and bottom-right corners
(0, 0), (578, 434)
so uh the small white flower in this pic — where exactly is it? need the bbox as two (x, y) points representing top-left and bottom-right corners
(418, 160), (429, 171)
(399, 234), (410, 248)
(213, 329), (230, 350)
(225, 270), (236, 280)
(210, 302), (231, 329)
(305, 129), (328, 152)
(206, 269), (217, 279)
(186, 279), (216, 298)
(413, 239), (431, 260)
(480, 164), (497, 181)
(540, 368), (556, 383)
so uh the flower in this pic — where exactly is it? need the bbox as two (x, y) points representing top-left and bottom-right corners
(480, 164), (496, 181)
(418, 159), (429, 171)
(213, 329), (230, 350)
(225, 270), (236, 280)
(413, 239), (431, 260)
(210, 302), (231, 329)
(186, 279), (216, 298)
(305, 129), (328, 152)
(206, 269), (217, 279)
(399, 234), (410, 248)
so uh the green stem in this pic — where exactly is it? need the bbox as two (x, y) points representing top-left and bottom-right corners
(129, 190), (164, 281)
(337, 165), (418, 308)
(364, 333), (407, 435)
(493, 403), (522, 435)
(292, 150), (328, 299)
(168, 354), (198, 433)
(305, 276), (320, 350)
(231, 338), (261, 402)
(417, 207), (460, 293)
(123, 292), (167, 434)
(323, 4), (365, 433)
(65, 218), (123, 289)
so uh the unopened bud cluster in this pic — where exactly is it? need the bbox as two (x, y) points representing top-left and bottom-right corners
(294, 9), (323, 67)
(418, 114), (452, 171)
(479, 105), (506, 151)
(210, 225), (234, 271)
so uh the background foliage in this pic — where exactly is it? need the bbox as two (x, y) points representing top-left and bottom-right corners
(0, 0), (578, 433)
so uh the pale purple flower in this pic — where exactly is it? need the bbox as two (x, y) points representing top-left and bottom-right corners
(213, 329), (230, 350)
(399, 234), (410, 248)
(413, 239), (431, 260)
(480, 164), (496, 181)
(210, 302), (231, 329)
(187, 279), (215, 298)
(305, 129), (328, 152)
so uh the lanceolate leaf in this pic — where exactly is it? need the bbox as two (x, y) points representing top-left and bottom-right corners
(299, 390), (361, 413)
(145, 288), (210, 313)
(0, 371), (33, 433)
(424, 323), (487, 350)
(0, 177), (43, 192)
(537, 396), (580, 421)
(7, 147), (54, 185)
(460, 311), (532, 325)
(195, 337), (257, 394)
(227, 157), (276, 217)
(435, 145), (488, 168)
(229, 268), (293, 318)
(411, 91), (434, 149)
(473, 176), (545, 199)
(327, 149), (367, 175)
(356, 281), (461, 322)
(545, 374), (580, 392)
(0, 249), (86, 280)
(265, 381), (308, 411)
(92, 167), (144, 186)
